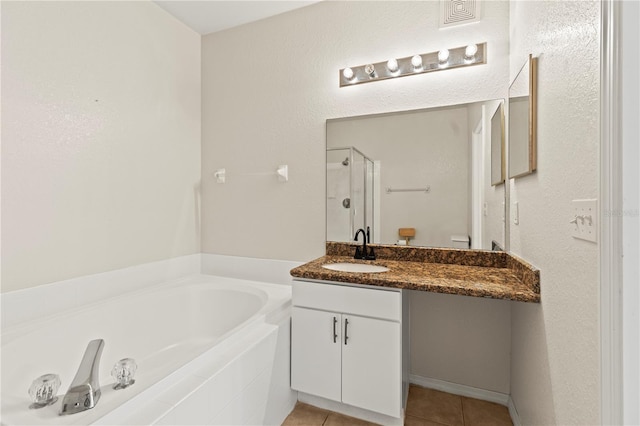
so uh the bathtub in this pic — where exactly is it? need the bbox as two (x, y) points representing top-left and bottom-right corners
(1, 274), (294, 425)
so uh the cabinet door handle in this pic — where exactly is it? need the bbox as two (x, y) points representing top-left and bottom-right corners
(344, 318), (349, 345)
(333, 316), (338, 343)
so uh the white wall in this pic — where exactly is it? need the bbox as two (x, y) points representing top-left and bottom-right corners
(410, 291), (511, 394)
(508, 1), (601, 424)
(1, 1), (201, 292)
(621, 1), (640, 423)
(202, 0), (510, 393)
(201, 0), (509, 261)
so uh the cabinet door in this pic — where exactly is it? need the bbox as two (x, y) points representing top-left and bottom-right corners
(341, 315), (401, 418)
(291, 307), (342, 402)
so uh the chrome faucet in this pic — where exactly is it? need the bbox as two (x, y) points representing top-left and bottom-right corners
(354, 228), (376, 260)
(59, 339), (104, 416)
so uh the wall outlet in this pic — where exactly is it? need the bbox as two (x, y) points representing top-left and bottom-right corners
(513, 201), (519, 225)
(571, 199), (597, 243)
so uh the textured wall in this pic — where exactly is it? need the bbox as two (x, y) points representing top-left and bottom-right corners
(201, 0), (509, 261)
(202, 0), (511, 392)
(1, 1), (201, 292)
(508, 1), (601, 424)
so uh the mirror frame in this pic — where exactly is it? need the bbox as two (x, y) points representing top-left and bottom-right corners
(508, 54), (538, 178)
(490, 102), (506, 186)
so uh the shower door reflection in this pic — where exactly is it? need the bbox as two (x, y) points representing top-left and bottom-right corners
(326, 147), (376, 243)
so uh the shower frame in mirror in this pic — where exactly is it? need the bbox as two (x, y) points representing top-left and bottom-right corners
(326, 146), (376, 244)
(490, 102), (505, 186)
(509, 54), (538, 178)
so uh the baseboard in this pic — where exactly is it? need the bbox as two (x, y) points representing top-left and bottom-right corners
(508, 396), (522, 426)
(409, 374), (510, 406)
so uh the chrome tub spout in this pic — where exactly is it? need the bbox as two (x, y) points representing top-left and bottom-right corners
(59, 339), (104, 415)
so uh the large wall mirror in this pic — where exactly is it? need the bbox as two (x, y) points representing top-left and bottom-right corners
(509, 54), (538, 178)
(326, 100), (506, 251)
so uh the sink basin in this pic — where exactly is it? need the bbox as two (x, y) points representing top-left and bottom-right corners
(322, 263), (389, 273)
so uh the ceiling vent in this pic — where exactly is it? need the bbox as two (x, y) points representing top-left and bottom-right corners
(439, 0), (482, 28)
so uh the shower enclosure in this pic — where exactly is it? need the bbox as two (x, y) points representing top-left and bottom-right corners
(326, 147), (375, 243)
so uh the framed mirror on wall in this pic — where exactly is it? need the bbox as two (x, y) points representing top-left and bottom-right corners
(326, 99), (506, 251)
(509, 54), (538, 178)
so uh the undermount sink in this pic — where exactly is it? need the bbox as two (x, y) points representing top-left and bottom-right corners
(322, 263), (389, 273)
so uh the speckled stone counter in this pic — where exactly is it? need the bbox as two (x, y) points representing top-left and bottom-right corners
(290, 242), (540, 303)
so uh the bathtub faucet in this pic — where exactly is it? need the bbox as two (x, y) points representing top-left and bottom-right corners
(59, 339), (105, 416)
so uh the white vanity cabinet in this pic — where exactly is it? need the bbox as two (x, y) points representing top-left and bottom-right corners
(291, 280), (407, 420)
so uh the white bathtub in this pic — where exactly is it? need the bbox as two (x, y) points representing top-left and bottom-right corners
(1, 273), (294, 425)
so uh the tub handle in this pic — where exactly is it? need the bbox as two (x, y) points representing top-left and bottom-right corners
(333, 316), (338, 343)
(344, 318), (349, 345)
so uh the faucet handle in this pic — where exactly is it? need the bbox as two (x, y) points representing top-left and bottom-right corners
(112, 358), (137, 390)
(28, 373), (61, 409)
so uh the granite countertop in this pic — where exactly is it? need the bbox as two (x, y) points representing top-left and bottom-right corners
(290, 242), (540, 303)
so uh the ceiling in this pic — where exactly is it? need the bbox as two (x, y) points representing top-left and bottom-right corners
(153, 1), (320, 35)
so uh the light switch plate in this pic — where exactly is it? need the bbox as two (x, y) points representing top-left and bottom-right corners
(513, 201), (519, 225)
(571, 199), (597, 243)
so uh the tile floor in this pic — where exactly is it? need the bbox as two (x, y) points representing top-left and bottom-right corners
(282, 385), (513, 426)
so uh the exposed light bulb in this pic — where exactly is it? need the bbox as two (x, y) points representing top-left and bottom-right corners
(411, 55), (423, 70)
(464, 44), (478, 59)
(387, 58), (399, 73)
(438, 49), (450, 63)
(342, 67), (354, 80)
(364, 63), (376, 77)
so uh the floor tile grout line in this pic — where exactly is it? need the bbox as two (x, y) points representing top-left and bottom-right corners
(321, 412), (329, 426)
(460, 395), (466, 426)
(405, 415), (453, 426)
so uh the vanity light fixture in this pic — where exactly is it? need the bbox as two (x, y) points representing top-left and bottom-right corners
(339, 42), (487, 87)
